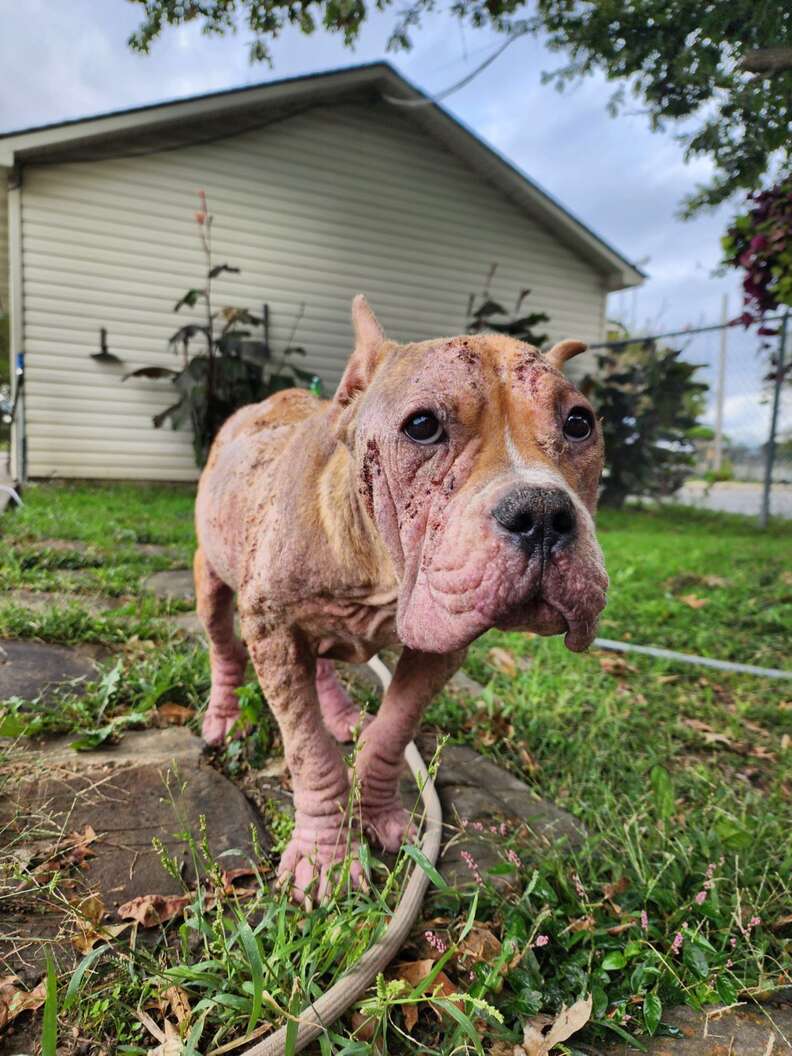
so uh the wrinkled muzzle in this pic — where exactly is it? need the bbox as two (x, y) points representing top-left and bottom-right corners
(396, 477), (608, 654)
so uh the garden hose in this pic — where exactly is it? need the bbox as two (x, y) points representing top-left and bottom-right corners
(244, 654), (441, 1056)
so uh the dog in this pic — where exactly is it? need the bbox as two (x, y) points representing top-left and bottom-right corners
(194, 295), (607, 900)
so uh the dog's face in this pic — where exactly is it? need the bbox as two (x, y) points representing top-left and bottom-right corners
(335, 297), (608, 654)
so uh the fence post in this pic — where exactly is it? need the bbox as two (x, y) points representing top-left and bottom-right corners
(759, 311), (788, 528)
(713, 294), (728, 472)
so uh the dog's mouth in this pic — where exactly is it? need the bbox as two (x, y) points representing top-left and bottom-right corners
(397, 541), (607, 654)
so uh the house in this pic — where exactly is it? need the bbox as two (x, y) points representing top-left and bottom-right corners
(0, 63), (643, 482)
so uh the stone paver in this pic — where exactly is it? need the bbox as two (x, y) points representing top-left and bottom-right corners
(1, 729), (268, 982)
(608, 1001), (792, 1054)
(143, 569), (195, 603)
(0, 639), (101, 702)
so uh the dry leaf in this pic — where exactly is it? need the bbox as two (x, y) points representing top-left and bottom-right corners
(72, 921), (131, 954)
(149, 1020), (184, 1056)
(73, 893), (106, 926)
(392, 959), (462, 1033)
(566, 915), (596, 934)
(119, 893), (192, 928)
(518, 995), (593, 1056)
(781, 734), (790, 752)
(162, 986), (191, 1027)
(602, 876), (629, 900)
(0, 976), (47, 1030)
(772, 914), (792, 930)
(155, 702), (196, 726)
(488, 647), (518, 678)
(598, 655), (637, 677)
(457, 926), (502, 968)
(679, 594), (708, 609)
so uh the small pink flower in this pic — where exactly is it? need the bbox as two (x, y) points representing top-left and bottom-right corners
(695, 890), (707, 905)
(424, 930), (447, 954)
(705, 862), (716, 881)
(726, 959), (733, 968)
(499, 821), (508, 836)
(671, 932), (683, 955)
(640, 910), (649, 932)
(730, 936), (737, 948)
(749, 915), (761, 928)
(471, 821), (484, 832)
(506, 849), (521, 868)
(461, 850), (483, 885)
(534, 934), (549, 947)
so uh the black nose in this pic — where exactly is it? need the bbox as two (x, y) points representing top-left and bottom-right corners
(491, 487), (577, 555)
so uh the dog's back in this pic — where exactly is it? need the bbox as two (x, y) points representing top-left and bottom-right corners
(195, 388), (324, 589)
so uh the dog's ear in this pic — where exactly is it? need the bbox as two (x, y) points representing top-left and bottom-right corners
(545, 339), (587, 372)
(334, 295), (386, 407)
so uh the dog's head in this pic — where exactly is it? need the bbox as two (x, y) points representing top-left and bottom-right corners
(333, 295), (608, 654)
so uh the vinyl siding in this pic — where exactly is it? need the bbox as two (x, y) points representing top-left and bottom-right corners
(20, 101), (608, 481)
(0, 175), (8, 316)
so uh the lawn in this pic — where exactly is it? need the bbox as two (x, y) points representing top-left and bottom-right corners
(1, 482), (790, 1053)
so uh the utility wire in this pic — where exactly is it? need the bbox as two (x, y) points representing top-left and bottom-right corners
(384, 27), (529, 108)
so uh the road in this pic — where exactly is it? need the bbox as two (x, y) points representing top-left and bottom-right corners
(673, 480), (792, 519)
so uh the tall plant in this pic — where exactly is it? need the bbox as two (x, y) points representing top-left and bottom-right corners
(124, 192), (315, 466)
(583, 339), (708, 508)
(466, 265), (550, 346)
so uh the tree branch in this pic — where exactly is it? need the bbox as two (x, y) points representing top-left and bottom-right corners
(741, 47), (792, 75)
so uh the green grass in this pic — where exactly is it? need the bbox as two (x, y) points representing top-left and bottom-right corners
(0, 485), (790, 1052)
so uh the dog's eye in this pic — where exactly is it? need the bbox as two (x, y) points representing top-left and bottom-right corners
(402, 411), (445, 445)
(563, 407), (594, 441)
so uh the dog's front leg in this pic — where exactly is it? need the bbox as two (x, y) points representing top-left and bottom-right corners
(244, 623), (363, 903)
(355, 647), (465, 851)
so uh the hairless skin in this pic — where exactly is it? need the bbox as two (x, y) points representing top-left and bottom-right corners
(194, 296), (608, 902)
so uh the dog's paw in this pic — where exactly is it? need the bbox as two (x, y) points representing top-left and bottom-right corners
(322, 708), (372, 744)
(362, 804), (416, 853)
(278, 832), (366, 904)
(201, 705), (241, 746)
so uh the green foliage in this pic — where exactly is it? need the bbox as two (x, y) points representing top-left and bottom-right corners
(722, 172), (792, 330)
(128, 1), (792, 216)
(3, 485), (790, 1051)
(466, 266), (549, 346)
(583, 339), (708, 508)
(124, 193), (316, 467)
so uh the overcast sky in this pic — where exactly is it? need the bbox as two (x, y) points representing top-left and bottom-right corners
(0, 0), (779, 442)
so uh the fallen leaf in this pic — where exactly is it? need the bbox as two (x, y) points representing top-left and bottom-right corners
(782, 734), (791, 752)
(0, 976), (47, 1030)
(566, 915), (596, 934)
(155, 703), (196, 726)
(72, 921), (131, 954)
(679, 594), (708, 609)
(518, 995), (593, 1056)
(488, 647), (518, 678)
(162, 986), (191, 1027)
(392, 959), (462, 1033)
(772, 914), (792, 930)
(150, 1020), (184, 1056)
(119, 893), (192, 928)
(457, 926), (502, 968)
(602, 876), (630, 900)
(598, 655), (637, 677)
(73, 893), (106, 926)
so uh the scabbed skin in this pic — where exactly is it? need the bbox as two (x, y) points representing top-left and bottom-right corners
(194, 296), (608, 902)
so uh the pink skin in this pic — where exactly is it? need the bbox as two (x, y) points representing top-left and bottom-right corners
(193, 297), (607, 902)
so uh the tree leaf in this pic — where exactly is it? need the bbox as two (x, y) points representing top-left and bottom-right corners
(519, 994), (593, 1055)
(643, 992), (662, 1035)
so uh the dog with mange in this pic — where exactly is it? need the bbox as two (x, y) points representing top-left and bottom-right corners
(194, 295), (608, 901)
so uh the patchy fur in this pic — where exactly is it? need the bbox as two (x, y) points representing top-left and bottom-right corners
(194, 295), (607, 901)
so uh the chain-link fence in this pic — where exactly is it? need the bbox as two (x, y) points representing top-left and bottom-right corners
(592, 311), (791, 522)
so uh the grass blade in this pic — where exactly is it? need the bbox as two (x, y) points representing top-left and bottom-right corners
(41, 953), (58, 1056)
(237, 918), (264, 1035)
(402, 843), (449, 890)
(63, 944), (109, 1010)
